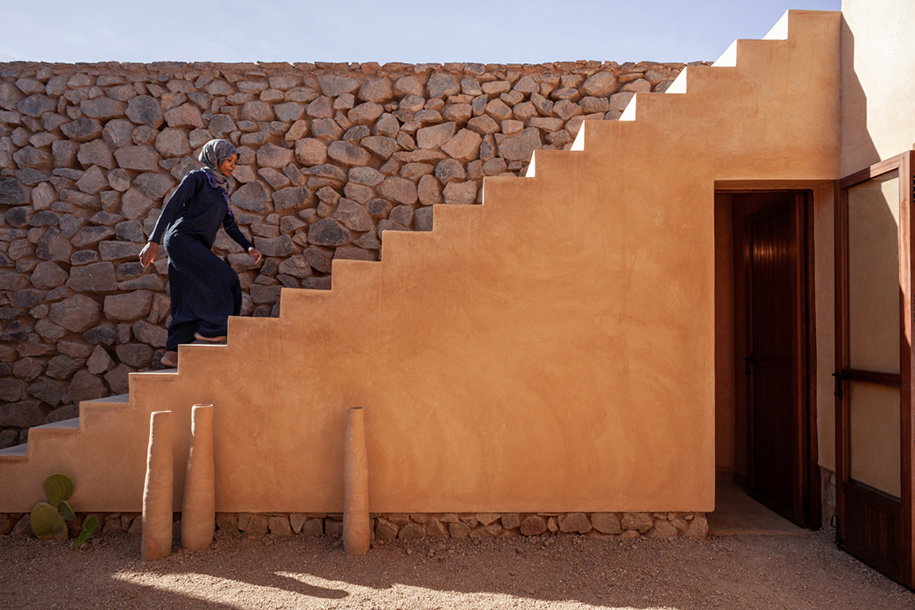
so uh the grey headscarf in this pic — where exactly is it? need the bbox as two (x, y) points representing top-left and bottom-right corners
(199, 139), (237, 188)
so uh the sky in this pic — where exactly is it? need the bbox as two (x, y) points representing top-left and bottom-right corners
(1, 0), (842, 65)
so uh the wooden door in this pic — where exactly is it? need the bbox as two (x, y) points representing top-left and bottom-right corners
(836, 152), (915, 588)
(744, 196), (808, 526)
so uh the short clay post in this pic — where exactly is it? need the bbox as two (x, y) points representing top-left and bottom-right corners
(181, 404), (215, 551)
(343, 406), (370, 555)
(142, 410), (173, 561)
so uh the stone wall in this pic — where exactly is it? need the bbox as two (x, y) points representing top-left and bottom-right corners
(0, 510), (709, 541)
(0, 58), (701, 447)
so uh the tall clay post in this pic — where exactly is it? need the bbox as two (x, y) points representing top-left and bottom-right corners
(343, 406), (370, 555)
(142, 410), (173, 561)
(181, 404), (215, 551)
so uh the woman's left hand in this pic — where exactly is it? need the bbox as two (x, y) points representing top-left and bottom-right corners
(248, 247), (263, 264)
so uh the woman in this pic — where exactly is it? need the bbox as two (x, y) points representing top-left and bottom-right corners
(139, 139), (262, 368)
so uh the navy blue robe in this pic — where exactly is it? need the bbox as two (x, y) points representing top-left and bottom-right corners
(148, 170), (252, 350)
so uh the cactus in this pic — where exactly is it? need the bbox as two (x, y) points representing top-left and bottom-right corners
(30, 502), (68, 539)
(73, 515), (98, 550)
(59, 500), (75, 522)
(43, 473), (74, 508)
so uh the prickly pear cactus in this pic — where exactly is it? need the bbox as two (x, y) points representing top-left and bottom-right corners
(73, 515), (98, 550)
(43, 473), (74, 508)
(30, 502), (68, 539)
(59, 500), (75, 522)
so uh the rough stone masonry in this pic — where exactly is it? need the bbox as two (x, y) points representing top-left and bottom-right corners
(0, 58), (705, 447)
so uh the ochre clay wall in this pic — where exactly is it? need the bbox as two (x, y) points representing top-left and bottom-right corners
(0, 59), (691, 447)
(0, 11), (841, 516)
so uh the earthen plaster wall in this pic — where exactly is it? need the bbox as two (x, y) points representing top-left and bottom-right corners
(0, 59), (694, 445)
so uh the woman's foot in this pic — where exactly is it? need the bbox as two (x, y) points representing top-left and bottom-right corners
(160, 351), (178, 368)
(194, 332), (227, 342)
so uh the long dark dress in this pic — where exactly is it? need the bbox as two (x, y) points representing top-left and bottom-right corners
(148, 169), (252, 351)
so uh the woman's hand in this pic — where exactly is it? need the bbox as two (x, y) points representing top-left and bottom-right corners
(248, 247), (263, 264)
(139, 242), (158, 268)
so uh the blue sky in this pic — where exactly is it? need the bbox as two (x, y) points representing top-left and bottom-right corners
(1, 0), (841, 65)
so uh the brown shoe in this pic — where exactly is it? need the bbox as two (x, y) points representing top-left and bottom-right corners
(160, 351), (178, 368)
(194, 332), (227, 342)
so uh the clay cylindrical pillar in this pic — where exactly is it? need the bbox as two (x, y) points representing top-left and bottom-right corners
(181, 404), (215, 551)
(142, 410), (173, 561)
(343, 406), (370, 555)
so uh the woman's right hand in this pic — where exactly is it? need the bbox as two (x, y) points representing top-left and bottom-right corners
(139, 242), (158, 268)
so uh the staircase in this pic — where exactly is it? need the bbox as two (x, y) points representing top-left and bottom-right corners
(0, 11), (841, 515)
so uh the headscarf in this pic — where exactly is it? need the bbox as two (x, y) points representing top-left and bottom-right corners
(199, 139), (237, 188)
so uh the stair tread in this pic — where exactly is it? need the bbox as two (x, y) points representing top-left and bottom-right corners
(83, 393), (130, 404)
(34, 417), (80, 430)
(0, 444), (27, 456)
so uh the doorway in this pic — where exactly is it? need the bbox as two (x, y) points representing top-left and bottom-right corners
(716, 190), (818, 529)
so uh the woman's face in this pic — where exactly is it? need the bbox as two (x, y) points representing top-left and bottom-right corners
(218, 154), (238, 177)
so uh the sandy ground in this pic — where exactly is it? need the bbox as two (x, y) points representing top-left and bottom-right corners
(1, 529), (912, 609)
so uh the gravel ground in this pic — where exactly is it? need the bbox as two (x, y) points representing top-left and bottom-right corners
(1, 529), (912, 609)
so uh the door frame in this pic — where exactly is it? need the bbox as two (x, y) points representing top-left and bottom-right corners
(835, 151), (915, 589)
(722, 189), (820, 529)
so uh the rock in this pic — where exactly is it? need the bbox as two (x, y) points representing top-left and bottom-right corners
(30, 261), (68, 289)
(361, 136), (397, 159)
(648, 520), (679, 540)
(46, 355), (82, 380)
(621, 512), (654, 534)
(300, 518), (323, 536)
(215, 513), (238, 532)
(333, 199), (373, 232)
(398, 523), (426, 540)
(14, 146), (53, 171)
(17, 94), (55, 117)
(559, 513), (591, 534)
(686, 516), (708, 540)
(467, 115), (500, 136)
(443, 181), (477, 205)
(134, 172), (176, 200)
(377, 177), (417, 205)
(114, 146), (159, 172)
(115, 343), (153, 367)
(154, 128), (191, 158)
(12, 357), (44, 381)
(126, 95), (163, 127)
(609, 91), (635, 111)
(348, 166), (384, 187)
(357, 77), (393, 103)
(441, 129), (482, 161)
(501, 514), (521, 529)
(67, 370), (107, 403)
(425, 518), (449, 538)
(244, 514), (269, 535)
(99, 240), (141, 261)
(470, 524), (502, 538)
(37, 227), (74, 262)
(308, 219), (351, 247)
(427, 72), (459, 98)
(435, 158), (466, 184)
(393, 75), (424, 97)
(103, 290), (153, 321)
(67, 261), (117, 292)
(553, 100), (583, 121)
(375, 518), (398, 540)
(81, 97), (126, 120)
(161, 103), (201, 128)
(484, 99), (512, 122)
(520, 515), (547, 536)
(233, 181), (271, 212)
(622, 78), (651, 93)
(0, 378), (23, 402)
(327, 141), (370, 166)
(415, 207), (433, 231)
(87, 344), (114, 374)
(274, 102), (303, 122)
(498, 127), (541, 162)
(105, 363), (132, 395)
(416, 122), (456, 150)
(254, 235), (293, 257)
(295, 138), (327, 166)
(253, 143), (292, 168)
(269, 516), (293, 536)
(49, 294), (102, 332)
(61, 118), (103, 143)
(348, 102), (384, 126)
(75, 140), (114, 170)
(0, 400), (45, 427)
(132, 320), (167, 348)
(317, 74), (360, 97)
(28, 379), (67, 408)
(306, 96), (333, 119)
(75, 166), (107, 195)
(272, 187), (306, 210)
(591, 512), (621, 534)
(373, 113), (400, 138)
(0, 178), (27, 204)
(324, 520), (343, 537)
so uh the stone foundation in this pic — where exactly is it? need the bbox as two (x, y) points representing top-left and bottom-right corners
(0, 510), (708, 541)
